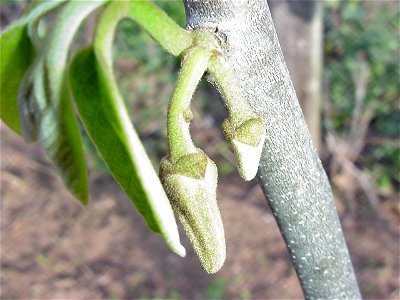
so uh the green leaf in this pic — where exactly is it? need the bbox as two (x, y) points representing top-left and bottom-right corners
(0, 0), (68, 135)
(69, 46), (185, 257)
(41, 76), (90, 205)
(17, 1), (107, 205)
(0, 21), (35, 134)
(18, 55), (89, 204)
(23, 0), (66, 17)
(24, 0), (68, 49)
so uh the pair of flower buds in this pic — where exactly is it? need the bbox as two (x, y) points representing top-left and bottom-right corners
(159, 29), (266, 273)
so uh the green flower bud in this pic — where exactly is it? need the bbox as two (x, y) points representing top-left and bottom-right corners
(160, 149), (226, 274)
(222, 116), (266, 181)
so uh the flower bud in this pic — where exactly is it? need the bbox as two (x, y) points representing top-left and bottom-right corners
(222, 116), (266, 181)
(160, 149), (226, 274)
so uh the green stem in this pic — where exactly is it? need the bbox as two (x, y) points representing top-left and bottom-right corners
(167, 47), (211, 162)
(129, 0), (193, 57)
(208, 56), (256, 128)
(94, 1), (129, 64)
(95, 0), (193, 60)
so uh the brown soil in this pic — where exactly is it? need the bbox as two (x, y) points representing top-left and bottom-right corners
(1, 124), (399, 299)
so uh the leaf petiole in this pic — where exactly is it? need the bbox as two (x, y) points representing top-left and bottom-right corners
(208, 56), (267, 180)
(129, 0), (193, 57)
(167, 46), (211, 162)
(166, 29), (220, 162)
(208, 55), (257, 127)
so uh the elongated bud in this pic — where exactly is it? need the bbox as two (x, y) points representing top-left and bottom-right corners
(222, 116), (266, 181)
(160, 149), (226, 274)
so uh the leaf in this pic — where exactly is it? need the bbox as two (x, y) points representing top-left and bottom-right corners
(23, 0), (66, 17)
(0, 0), (68, 135)
(41, 76), (90, 205)
(16, 1), (107, 205)
(0, 21), (35, 134)
(17, 56), (89, 204)
(69, 46), (185, 256)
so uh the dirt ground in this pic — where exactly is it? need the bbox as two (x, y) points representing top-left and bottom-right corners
(1, 123), (399, 299)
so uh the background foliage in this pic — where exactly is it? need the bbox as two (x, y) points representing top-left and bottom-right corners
(324, 0), (399, 195)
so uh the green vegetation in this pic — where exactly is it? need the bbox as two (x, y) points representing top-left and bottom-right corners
(324, 1), (399, 194)
(205, 277), (227, 299)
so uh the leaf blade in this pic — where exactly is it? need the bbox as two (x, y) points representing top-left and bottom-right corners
(39, 77), (90, 205)
(70, 46), (185, 256)
(0, 0), (68, 135)
(16, 1), (106, 204)
(0, 21), (35, 134)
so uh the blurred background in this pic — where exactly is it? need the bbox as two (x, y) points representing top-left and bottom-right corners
(1, 0), (399, 299)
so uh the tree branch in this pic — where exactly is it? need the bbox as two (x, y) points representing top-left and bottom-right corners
(183, 0), (360, 298)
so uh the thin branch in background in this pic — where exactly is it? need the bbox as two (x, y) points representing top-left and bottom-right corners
(323, 52), (382, 214)
(350, 52), (369, 142)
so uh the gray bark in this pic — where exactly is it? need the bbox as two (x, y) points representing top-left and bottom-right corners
(183, 0), (361, 299)
(269, 0), (323, 151)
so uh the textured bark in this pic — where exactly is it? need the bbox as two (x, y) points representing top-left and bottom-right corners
(183, 0), (360, 299)
(269, 0), (323, 151)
